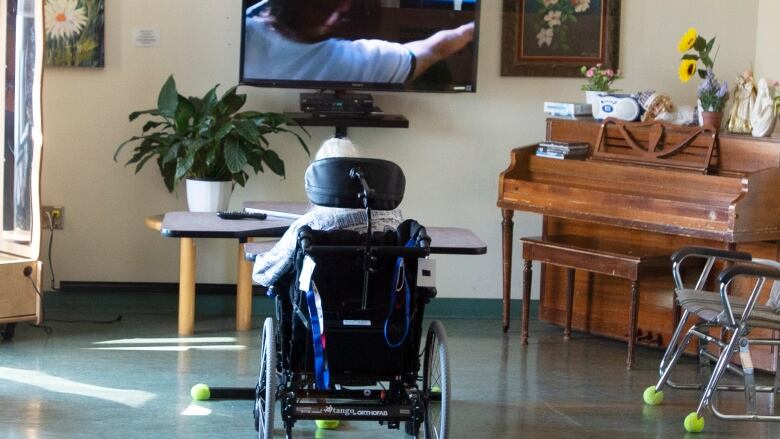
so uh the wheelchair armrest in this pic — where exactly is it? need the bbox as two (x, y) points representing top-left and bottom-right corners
(671, 246), (752, 265)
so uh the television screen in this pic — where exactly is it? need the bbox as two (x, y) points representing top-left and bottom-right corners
(240, 0), (479, 92)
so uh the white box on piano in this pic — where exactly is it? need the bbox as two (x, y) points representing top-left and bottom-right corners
(543, 101), (592, 118)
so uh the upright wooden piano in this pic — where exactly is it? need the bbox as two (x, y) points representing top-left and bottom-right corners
(498, 118), (780, 370)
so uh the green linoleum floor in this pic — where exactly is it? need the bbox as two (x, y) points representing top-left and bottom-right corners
(1, 313), (779, 438)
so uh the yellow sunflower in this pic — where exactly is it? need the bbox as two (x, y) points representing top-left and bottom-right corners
(678, 28), (698, 53)
(679, 59), (697, 83)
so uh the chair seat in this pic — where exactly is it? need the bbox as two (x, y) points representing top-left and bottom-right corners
(676, 288), (780, 330)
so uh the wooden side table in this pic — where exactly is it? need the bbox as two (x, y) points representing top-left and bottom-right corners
(519, 235), (671, 369)
(147, 212), (291, 336)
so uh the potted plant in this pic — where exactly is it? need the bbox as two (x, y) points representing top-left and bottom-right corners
(677, 28), (729, 130)
(115, 75), (309, 211)
(580, 64), (622, 105)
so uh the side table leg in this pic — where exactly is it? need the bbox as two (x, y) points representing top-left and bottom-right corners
(179, 238), (196, 336)
(627, 280), (640, 369)
(521, 259), (532, 345)
(236, 242), (253, 332)
(502, 209), (514, 333)
(564, 268), (575, 341)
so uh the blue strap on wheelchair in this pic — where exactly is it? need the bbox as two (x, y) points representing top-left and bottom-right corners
(384, 239), (415, 348)
(306, 282), (330, 389)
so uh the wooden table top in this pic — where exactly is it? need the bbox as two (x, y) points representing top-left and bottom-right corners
(160, 212), (294, 239)
(157, 203), (487, 255)
(244, 226), (486, 260)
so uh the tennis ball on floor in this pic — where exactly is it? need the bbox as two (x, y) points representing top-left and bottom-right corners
(683, 412), (704, 433)
(315, 420), (340, 429)
(190, 383), (211, 401)
(642, 386), (664, 406)
(431, 386), (442, 394)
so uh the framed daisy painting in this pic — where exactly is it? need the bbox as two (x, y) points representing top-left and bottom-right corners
(500, 0), (620, 77)
(44, 0), (104, 67)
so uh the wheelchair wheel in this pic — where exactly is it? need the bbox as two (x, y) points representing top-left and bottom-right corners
(422, 321), (450, 439)
(254, 317), (277, 439)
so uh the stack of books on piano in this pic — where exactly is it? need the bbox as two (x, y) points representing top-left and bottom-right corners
(535, 142), (589, 160)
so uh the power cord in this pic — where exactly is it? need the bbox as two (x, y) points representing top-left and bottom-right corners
(44, 211), (58, 291)
(25, 268), (52, 335)
(31, 212), (123, 329)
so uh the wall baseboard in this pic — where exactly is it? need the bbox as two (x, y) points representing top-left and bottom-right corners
(48, 281), (537, 320)
(58, 281), (267, 296)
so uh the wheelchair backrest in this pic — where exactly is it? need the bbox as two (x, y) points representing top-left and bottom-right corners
(294, 220), (428, 315)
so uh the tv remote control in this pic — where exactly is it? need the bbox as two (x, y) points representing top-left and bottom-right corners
(216, 210), (267, 220)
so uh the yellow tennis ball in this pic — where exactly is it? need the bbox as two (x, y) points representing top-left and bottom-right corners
(431, 386), (441, 393)
(642, 386), (663, 406)
(315, 420), (340, 429)
(190, 383), (211, 401)
(683, 412), (704, 433)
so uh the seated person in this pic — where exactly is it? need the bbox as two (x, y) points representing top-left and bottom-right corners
(252, 137), (402, 431)
(243, 0), (475, 83)
(252, 137), (403, 288)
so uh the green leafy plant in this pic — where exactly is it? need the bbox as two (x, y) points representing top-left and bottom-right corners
(115, 75), (309, 192)
(580, 64), (622, 92)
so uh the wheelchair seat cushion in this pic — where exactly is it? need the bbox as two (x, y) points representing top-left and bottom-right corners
(676, 288), (780, 330)
(305, 158), (405, 210)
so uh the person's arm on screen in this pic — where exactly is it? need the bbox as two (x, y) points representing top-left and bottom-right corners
(404, 22), (475, 80)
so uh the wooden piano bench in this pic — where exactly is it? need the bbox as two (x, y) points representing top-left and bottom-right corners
(519, 235), (671, 369)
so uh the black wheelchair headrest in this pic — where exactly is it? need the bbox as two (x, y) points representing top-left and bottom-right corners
(304, 158), (405, 210)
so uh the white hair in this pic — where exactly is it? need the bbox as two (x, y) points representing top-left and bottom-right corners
(314, 137), (359, 161)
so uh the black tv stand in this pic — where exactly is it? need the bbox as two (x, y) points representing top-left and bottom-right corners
(284, 110), (409, 138)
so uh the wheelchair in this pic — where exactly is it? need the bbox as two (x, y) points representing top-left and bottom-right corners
(642, 247), (780, 433)
(254, 157), (450, 439)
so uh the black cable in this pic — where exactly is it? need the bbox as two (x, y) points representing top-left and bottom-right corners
(28, 229), (123, 328)
(26, 275), (52, 335)
(47, 315), (122, 325)
(45, 211), (58, 291)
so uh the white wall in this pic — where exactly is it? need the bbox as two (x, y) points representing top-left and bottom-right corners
(41, 0), (759, 300)
(755, 0), (780, 80)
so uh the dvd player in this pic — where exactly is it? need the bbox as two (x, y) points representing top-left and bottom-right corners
(300, 93), (374, 114)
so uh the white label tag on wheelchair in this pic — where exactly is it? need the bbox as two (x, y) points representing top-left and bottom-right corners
(299, 256), (316, 291)
(417, 258), (436, 288)
(343, 320), (371, 327)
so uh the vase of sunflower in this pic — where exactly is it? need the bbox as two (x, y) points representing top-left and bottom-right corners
(677, 28), (729, 129)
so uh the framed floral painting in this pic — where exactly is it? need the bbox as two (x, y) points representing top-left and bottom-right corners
(501, 0), (620, 77)
(44, 0), (104, 67)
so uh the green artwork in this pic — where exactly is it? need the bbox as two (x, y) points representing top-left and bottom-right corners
(44, 0), (104, 67)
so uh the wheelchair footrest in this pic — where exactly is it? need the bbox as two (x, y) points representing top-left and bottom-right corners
(293, 402), (413, 422)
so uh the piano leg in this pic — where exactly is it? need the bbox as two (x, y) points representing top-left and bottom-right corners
(521, 259), (532, 345)
(564, 268), (575, 340)
(627, 280), (640, 370)
(502, 209), (514, 333)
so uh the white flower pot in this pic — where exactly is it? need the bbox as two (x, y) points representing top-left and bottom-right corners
(585, 91), (602, 106)
(185, 179), (232, 212)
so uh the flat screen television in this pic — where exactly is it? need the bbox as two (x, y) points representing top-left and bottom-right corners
(240, 0), (480, 93)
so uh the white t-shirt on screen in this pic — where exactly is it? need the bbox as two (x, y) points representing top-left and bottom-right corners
(243, 17), (413, 84)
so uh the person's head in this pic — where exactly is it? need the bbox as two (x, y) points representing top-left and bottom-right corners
(315, 137), (359, 161)
(267, 0), (354, 42)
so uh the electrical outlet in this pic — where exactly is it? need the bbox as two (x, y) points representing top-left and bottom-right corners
(42, 206), (64, 230)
